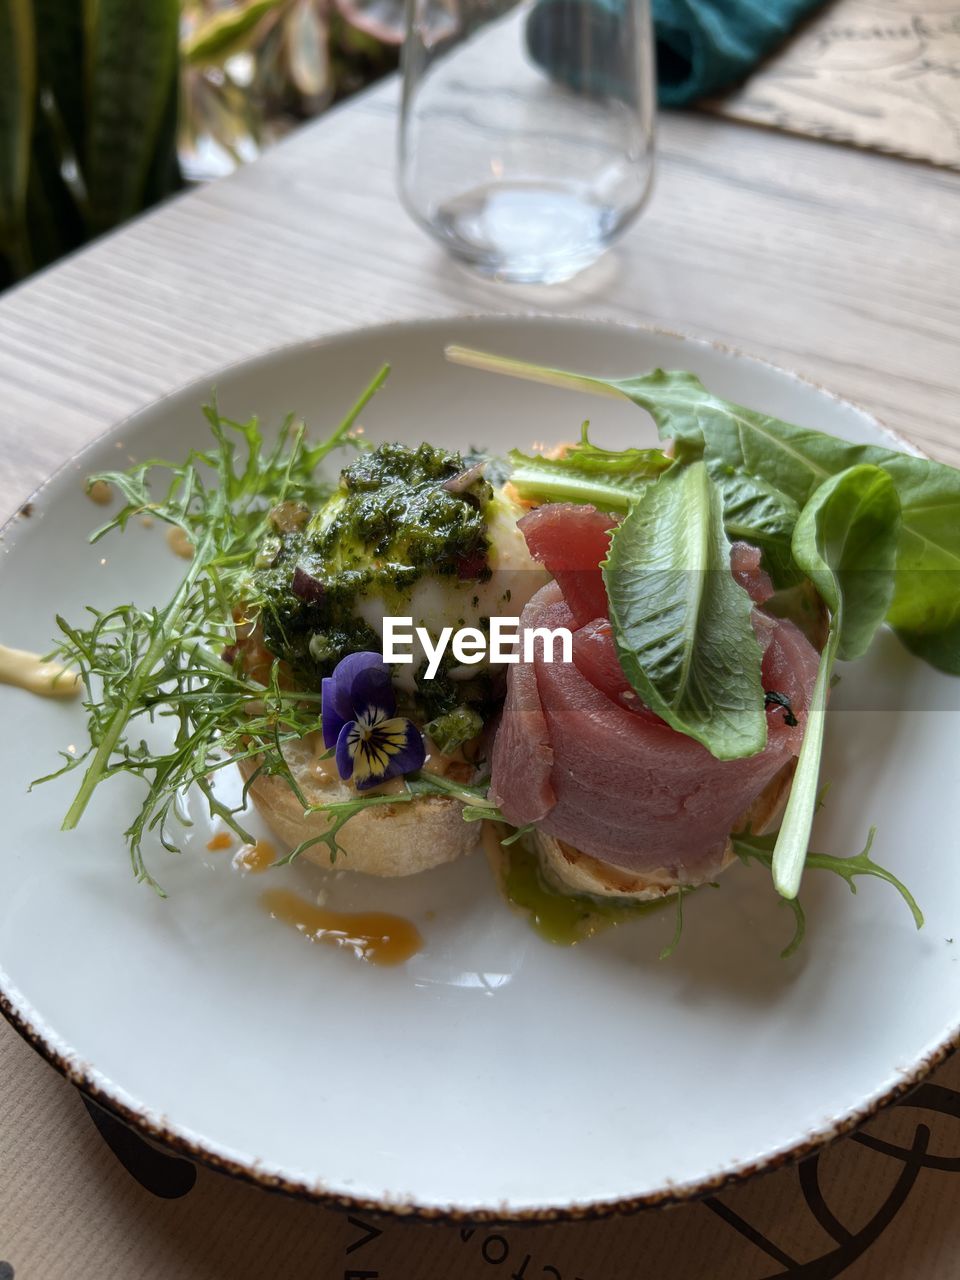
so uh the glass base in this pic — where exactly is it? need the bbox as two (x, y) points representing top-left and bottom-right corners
(431, 181), (623, 285)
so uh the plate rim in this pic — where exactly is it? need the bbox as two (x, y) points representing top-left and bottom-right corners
(0, 312), (950, 1223)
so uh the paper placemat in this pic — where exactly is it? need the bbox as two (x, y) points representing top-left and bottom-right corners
(705, 1), (960, 171)
(4, 1012), (960, 1279)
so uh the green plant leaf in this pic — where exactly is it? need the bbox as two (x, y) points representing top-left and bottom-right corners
(602, 460), (767, 760)
(33, 0), (85, 162)
(614, 370), (960, 669)
(711, 466), (800, 549)
(735, 825), (923, 951)
(183, 0), (282, 66)
(83, 0), (179, 234)
(140, 45), (181, 207)
(0, 0), (35, 279)
(792, 464), (902, 662)
(772, 465), (901, 899)
(444, 349), (960, 674)
(507, 423), (671, 512)
(24, 88), (86, 271)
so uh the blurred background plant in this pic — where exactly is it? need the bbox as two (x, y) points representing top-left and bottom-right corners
(180, 0), (400, 182)
(0, 0), (401, 290)
(0, 0), (180, 288)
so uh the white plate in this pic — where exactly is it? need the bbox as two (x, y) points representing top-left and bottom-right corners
(1, 316), (958, 1221)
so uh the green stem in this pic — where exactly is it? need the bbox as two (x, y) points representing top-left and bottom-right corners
(61, 524), (217, 830)
(771, 626), (838, 898)
(508, 465), (632, 512)
(444, 346), (626, 401)
(305, 363), (390, 466)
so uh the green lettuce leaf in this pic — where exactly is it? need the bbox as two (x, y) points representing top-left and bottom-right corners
(507, 424), (671, 512)
(445, 348), (960, 674)
(772, 465), (901, 899)
(602, 460), (767, 760)
(712, 467), (800, 549)
(611, 369), (959, 669)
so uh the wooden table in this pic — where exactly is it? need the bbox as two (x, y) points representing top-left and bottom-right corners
(1, 76), (960, 1280)
(2, 80), (958, 491)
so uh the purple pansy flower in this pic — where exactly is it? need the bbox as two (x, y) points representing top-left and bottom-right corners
(321, 652), (425, 791)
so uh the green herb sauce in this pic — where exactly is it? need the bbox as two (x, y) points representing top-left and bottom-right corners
(493, 827), (673, 945)
(424, 705), (485, 754)
(252, 442), (493, 689)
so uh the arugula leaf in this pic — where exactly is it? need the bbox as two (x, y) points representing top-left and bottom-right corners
(449, 349), (797, 551)
(445, 348), (960, 674)
(613, 370), (959, 668)
(602, 461), (767, 760)
(508, 423), (671, 512)
(772, 465), (901, 899)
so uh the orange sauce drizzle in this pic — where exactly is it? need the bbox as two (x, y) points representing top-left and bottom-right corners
(261, 888), (422, 967)
(206, 832), (234, 851)
(233, 840), (277, 873)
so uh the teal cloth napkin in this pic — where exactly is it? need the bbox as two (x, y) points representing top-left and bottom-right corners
(526, 0), (826, 107)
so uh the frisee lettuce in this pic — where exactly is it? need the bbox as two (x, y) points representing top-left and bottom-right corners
(735, 827), (923, 958)
(37, 367), (388, 889)
(661, 823), (922, 962)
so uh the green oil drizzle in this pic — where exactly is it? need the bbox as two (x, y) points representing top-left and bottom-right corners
(496, 829), (673, 946)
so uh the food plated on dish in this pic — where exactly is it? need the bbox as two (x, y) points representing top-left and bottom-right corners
(21, 342), (957, 962)
(2, 318), (959, 1217)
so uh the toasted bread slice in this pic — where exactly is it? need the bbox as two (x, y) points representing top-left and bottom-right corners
(237, 736), (479, 876)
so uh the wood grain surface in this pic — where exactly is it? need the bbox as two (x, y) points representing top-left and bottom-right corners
(0, 80), (957, 525)
(706, 1), (960, 173)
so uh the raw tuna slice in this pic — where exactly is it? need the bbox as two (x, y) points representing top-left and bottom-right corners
(490, 510), (821, 880)
(487, 584), (570, 824)
(518, 504), (616, 627)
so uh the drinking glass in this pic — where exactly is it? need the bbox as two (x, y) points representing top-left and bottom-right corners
(398, 0), (656, 284)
